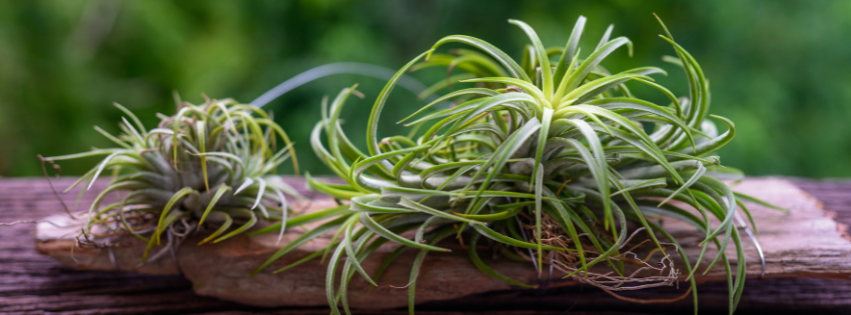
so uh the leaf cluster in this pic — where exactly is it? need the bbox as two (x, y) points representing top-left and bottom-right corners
(251, 16), (784, 315)
(44, 97), (301, 261)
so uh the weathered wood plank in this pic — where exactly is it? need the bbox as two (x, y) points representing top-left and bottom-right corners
(3, 177), (851, 314)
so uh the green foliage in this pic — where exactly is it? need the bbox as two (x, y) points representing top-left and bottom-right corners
(43, 98), (301, 261)
(252, 16), (783, 314)
(1, 1), (850, 178)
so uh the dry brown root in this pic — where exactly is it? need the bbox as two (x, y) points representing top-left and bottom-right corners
(69, 206), (198, 269)
(515, 212), (683, 299)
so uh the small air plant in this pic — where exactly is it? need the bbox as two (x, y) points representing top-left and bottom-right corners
(41, 97), (301, 263)
(251, 15), (783, 315)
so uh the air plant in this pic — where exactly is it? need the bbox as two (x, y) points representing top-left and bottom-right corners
(41, 97), (302, 262)
(250, 15), (783, 315)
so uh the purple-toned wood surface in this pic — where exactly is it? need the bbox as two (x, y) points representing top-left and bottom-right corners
(2, 177), (851, 314)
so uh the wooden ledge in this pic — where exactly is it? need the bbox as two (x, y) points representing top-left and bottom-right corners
(33, 178), (851, 309)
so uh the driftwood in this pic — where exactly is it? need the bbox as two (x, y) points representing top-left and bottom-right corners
(30, 177), (851, 311)
(0, 177), (846, 314)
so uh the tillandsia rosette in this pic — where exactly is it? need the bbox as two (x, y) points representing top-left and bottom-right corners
(251, 16), (784, 315)
(41, 97), (302, 263)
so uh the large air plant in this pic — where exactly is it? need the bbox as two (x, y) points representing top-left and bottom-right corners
(252, 16), (782, 314)
(42, 97), (301, 262)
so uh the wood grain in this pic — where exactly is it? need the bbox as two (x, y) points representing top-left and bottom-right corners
(3, 177), (851, 314)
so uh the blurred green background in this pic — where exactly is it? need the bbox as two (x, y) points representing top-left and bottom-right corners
(1, 0), (849, 178)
